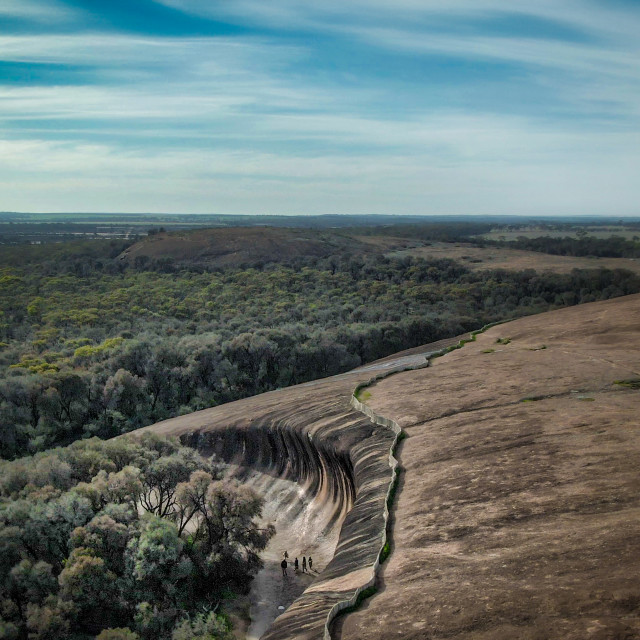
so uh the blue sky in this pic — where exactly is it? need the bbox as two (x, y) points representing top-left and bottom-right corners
(0, 0), (639, 215)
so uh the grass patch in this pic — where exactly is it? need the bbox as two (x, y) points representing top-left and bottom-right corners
(379, 541), (391, 564)
(495, 337), (511, 345)
(379, 433), (406, 565)
(430, 321), (506, 362)
(521, 395), (545, 403)
(386, 467), (402, 511)
(481, 348), (495, 354)
(614, 378), (640, 389)
(356, 389), (372, 402)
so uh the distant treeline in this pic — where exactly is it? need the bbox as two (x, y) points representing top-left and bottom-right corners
(0, 217), (491, 245)
(485, 234), (640, 258)
(2, 235), (639, 459)
(350, 221), (492, 243)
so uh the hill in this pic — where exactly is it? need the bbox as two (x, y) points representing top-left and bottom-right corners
(117, 226), (376, 268)
(119, 225), (640, 275)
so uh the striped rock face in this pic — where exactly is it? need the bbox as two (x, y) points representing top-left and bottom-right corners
(137, 336), (458, 640)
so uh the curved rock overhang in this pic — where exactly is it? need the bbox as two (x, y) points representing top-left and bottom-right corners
(140, 339), (459, 640)
(178, 393), (398, 640)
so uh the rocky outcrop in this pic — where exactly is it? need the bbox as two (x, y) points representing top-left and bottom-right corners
(140, 297), (640, 640)
(140, 340), (458, 639)
(340, 294), (640, 640)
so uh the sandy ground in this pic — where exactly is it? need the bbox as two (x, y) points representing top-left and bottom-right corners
(239, 472), (340, 639)
(247, 540), (325, 639)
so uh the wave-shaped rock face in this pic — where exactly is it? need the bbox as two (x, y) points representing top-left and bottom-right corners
(137, 294), (640, 640)
(140, 340), (458, 639)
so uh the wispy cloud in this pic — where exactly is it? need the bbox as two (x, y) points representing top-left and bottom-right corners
(0, 0), (638, 213)
(0, 0), (73, 21)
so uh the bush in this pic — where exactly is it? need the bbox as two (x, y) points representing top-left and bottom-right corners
(171, 612), (232, 640)
(96, 629), (140, 640)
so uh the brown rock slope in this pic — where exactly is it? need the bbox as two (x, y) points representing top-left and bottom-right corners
(340, 294), (640, 640)
(138, 339), (457, 640)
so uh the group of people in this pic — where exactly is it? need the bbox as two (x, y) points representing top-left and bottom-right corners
(280, 551), (313, 576)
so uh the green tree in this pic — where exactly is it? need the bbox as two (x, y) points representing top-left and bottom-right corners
(184, 480), (274, 594)
(103, 370), (149, 425)
(96, 628), (140, 640)
(139, 448), (213, 518)
(23, 493), (94, 568)
(25, 598), (73, 640)
(171, 612), (232, 640)
(58, 547), (119, 630)
(70, 514), (133, 576)
(9, 560), (57, 605)
(127, 517), (192, 610)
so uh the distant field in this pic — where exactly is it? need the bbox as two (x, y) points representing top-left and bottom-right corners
(483, 225), (640, 242)
(390, 242), (640, 274)
(0, 213), (483, 244)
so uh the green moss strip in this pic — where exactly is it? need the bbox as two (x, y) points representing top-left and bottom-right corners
(335, 586), (378, 617)
(614, 378), (640, 389)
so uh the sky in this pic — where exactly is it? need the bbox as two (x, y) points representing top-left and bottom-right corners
(0, 0), (639, 215)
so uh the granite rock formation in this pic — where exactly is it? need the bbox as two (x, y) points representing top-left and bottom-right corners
(340, 293), (640, 640)
(141, 294), (640, 639)
(139, 339), (457, 639)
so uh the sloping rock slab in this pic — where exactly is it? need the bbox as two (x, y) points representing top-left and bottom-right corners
(340, 294), (640, 640)
(139, 338), (458, 639)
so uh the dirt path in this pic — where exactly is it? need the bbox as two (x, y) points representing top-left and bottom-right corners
(236, 470), (342, 639)
(247, 538), (325, 639)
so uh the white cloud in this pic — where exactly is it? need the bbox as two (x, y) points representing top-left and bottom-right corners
(0, 34), (330, 124)
(155, 0), (640, 42)
(0, 0), (75, 22)
(0, 1), (639, 213)
(0, 33), (299, 72)
(1, 109), (638, 215)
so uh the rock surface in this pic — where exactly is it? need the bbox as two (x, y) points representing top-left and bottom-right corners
(141, 294), (640, 640)
(139, 337), (457, 639)
(339, 293), (640, 640)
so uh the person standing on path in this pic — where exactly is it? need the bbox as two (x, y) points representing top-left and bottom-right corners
(294, 557), (299, 573)
(302, 557), (307, 573)
(281, 559), (288, 577)
(308, 557), (313, 571)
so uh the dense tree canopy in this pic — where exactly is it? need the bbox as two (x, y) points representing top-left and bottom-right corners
(1, 237), (640, 457)
(486, 234), (640, 258)
(0, 435), (271, 640)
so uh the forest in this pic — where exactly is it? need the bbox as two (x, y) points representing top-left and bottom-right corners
(1, 227), (640, 459)
(2, 221), (640, 639)
(0, 433), (271, 639)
